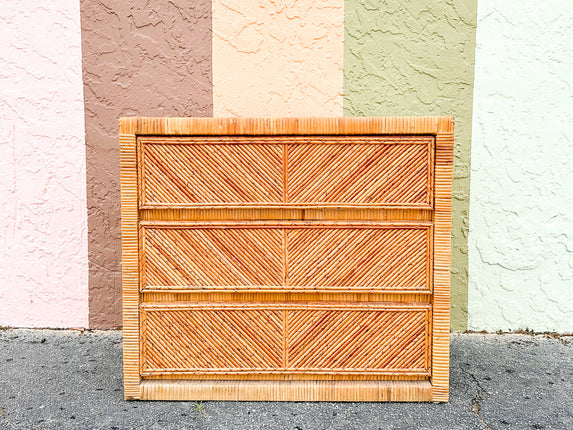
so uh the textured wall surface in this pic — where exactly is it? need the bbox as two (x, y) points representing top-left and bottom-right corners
(0, 0), (88, 327)
(343, 0), (477, 330)
(468, 1), (573, 332)
(80, 0), (212, 328)
(6, 0), (570, 332)
(213, 0), (344, 116)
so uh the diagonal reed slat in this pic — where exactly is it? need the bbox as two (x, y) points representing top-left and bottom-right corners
(143, 309), (284, 372)
(287, 309), (428, 371)
(287, 142), (431, 206)
(142, 143), (283, 205)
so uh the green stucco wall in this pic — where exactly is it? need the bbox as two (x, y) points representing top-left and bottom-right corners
(343, 0), (478, 330)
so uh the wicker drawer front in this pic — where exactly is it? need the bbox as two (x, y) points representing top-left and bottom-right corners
(140, 303), (430, 376)
(140, 223), (431, 291)
(139, 136), (433, 208)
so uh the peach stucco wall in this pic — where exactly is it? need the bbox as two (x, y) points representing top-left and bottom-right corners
(0, 0), (88, 327)
(213, 0), (344, 117)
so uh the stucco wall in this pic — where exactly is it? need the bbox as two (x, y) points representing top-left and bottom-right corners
(213, 0), (343, 116)
(343, 0), (477, 330)
(80, 0), (213, 328)
(5, 0), (571, 332)
(0, 0), (88, 327)
(468, 1), (573, 332)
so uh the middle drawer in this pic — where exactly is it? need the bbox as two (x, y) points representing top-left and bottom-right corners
(140, 221), (432, 292)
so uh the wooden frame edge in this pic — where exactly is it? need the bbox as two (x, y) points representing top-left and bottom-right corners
(119, 116), (447, 136)
(431, 118), (454, 402)
(140, 380), (433, 402)
(139, 301), (432, 311)
(139, 220), (434, 228)
(120, 124), (141, 399)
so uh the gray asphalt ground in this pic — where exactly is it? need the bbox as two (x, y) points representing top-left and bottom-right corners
(0, 330), (571, 430)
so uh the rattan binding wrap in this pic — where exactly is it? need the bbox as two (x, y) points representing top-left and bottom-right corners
(120, 117), (454, 402)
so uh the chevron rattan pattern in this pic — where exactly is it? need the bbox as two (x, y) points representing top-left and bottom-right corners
(139, 135), (433, 208)
(120, 117), (453, 402)
(140, 222), (431, 291)
(140, 303), (430, 376)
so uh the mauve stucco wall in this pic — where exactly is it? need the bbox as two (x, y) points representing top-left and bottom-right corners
(0, 0), (88, 327)
(213, 0), (344, 117)
(343, 0), (477, 330)
(468, 1), (573, 332)
(80, 0), (213, 328)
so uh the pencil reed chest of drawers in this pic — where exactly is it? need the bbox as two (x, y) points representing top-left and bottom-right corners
(119, 117), (454, 402)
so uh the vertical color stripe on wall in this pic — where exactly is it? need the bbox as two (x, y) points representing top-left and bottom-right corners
(80, 0), (213, 328)
(0, 0), (88, 327)
(213, 0), (344, 117)
(343, 0), (477, 331)
(468, 0), (573, 332)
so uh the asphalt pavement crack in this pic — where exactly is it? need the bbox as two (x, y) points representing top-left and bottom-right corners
(461, 367), (492, 430)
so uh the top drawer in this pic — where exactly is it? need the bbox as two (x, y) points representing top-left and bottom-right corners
(138, 136), (434, 208)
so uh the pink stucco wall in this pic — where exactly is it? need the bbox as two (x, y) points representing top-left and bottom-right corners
(0, 0), (88, 327)
(213, 0), (344, 117)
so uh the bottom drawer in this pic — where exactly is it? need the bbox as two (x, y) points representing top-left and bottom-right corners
(140, 303), (431, 378)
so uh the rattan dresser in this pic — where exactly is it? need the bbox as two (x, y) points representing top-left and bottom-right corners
(119, 117), (453, 402)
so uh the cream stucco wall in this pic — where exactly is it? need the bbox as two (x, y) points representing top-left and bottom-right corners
(0, 0), (88, 327)
(468, 1), (573, 332)
(213, 0), (344, 117)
